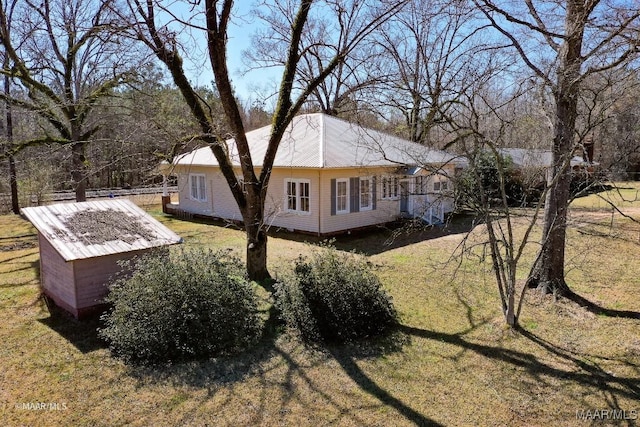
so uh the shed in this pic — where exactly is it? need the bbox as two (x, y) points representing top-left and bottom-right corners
(21, 199), (182, 318)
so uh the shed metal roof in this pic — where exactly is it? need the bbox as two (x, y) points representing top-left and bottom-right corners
(173, 113), (464, 169)
(22, 199), (182, 261)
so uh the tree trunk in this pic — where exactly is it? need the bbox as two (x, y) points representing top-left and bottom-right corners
(4, 70), (18, 214)
(244, 218), (270, 282)
(9, 154), (18, 214)
(536, 165), (573, 296)
(243, 202), (271, 282)
(533, 1), (584, 296)
(71, 142), (87, 202)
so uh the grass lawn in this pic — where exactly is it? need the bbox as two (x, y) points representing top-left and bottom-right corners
(0, 189), (639, 426)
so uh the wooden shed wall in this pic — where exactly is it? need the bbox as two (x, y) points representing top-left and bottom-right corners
(39, 233), (77, 313)
(39, 230), (154, 317)
(73, 249), (151, 310)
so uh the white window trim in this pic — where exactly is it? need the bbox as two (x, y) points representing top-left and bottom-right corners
(336, 178), (350, 214)
(359, 176), (373, 211)
(381, 176), (399, 200)
(189, 173), (207, 202)
(434, 179), (449, 192)
(284, 178), (311, 214)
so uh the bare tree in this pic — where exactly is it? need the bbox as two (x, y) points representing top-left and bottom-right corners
(0, 0), (146, 201)
(437, 59), (543, 327)
(0, 0), (18, 213)
(474, 0), (640, 296)
(591, 71), (640, 179)
(246, 0), (388, 118)
(370, 0), (490, 146)
(122, 0), (407, 281)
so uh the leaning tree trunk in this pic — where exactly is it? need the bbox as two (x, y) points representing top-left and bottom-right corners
(533, 1), (585, 296)
(71, 141), (87, 202)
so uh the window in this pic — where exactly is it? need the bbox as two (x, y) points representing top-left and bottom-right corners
(434, 180), (448, 192)
(336, 178), (349, 214)
(414, 176), (428, 195)
(285, 179), (310, 213)
(359, 177), (372, 211)
(189, 174), (206, 201)
(382, 176), (399, 199)
(331, 177), (375, 215)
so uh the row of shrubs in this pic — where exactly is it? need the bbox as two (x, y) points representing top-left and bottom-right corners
(99, 246), (397, 364)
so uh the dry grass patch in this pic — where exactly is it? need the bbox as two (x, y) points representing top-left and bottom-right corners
(0, 194), (638, 426)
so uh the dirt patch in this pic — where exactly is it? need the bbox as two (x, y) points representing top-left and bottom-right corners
(0, 241), (37, 252)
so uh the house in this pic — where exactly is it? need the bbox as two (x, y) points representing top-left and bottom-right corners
(160, 113), (465, 235)
(21, 199), (182, 318)
(498, 148), (597, 172)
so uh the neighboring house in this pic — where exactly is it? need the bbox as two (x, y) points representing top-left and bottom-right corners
(160, 113), (465, 235)
(498, 148), (598, 172)
(494, 147), (601, 200)
(22, 199), (182, 318)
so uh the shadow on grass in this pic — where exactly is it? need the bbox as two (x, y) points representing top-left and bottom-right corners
(285, 214), (477, 257)
(398, 324), (640, 402)
(163, 211), (477, 256)
(330, 214), (477, 256)
(565, 290), (640, 320)
(37, 304), (106, 354)
(0, 258), (40, 289)
(124, 317), (443, 426)
(0, 249), (39, 265)
(326, 331), (445, 427)
(127, 338), (280, 390)
(36, 305), (638, 425)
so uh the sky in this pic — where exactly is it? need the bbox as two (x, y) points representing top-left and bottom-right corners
(172, 1), (282, 105)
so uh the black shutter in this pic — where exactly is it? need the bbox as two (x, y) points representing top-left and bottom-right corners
(330, 179), (336, 215)
(350, 177), (359, 213)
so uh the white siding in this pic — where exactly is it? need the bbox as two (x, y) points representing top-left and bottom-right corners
(319, 168), (399, 234)
(210, 170), (242, 220)
(176, 166), (216, 217)
(264, 169), (321, 233)
(172, 164), (457, 235)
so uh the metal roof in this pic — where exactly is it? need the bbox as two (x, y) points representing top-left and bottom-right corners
(173, 113), (463, 169)
(21, 199), (182, 261)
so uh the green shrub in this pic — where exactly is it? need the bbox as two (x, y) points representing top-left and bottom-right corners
(455, 150), (527, 209)
(274, 245), (397, 343)
(99, 249), (262, 364)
